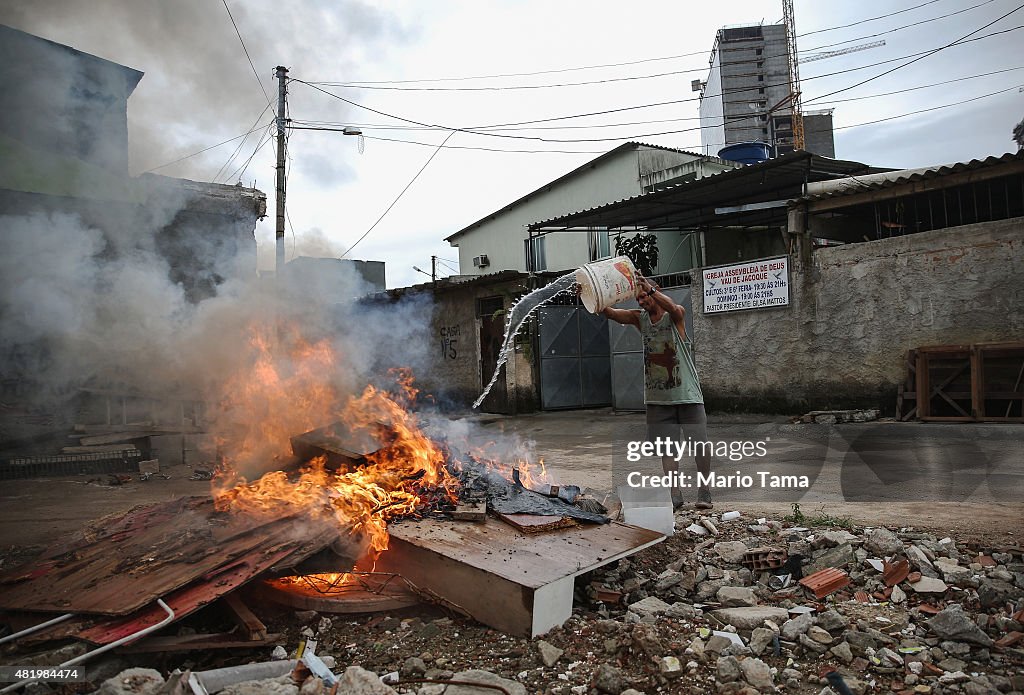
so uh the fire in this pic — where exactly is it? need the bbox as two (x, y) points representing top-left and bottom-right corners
(211, 322), (459, 562)
(209, 321), (553, 579)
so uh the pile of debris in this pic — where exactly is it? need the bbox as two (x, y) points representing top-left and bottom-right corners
(27, 511), (1018, 695)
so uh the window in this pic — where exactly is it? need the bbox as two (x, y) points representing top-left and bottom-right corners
(758, 75), (764, 82)
(756, 48), (763, 56)
(524, 236), (547, 271)
(477, 296), (504, 317)
(588, 228), (611, 261)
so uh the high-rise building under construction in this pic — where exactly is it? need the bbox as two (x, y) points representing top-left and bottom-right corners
(697, 24), (835, 158)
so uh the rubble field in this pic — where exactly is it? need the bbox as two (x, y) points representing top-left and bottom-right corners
(5, 510), (1022, 695)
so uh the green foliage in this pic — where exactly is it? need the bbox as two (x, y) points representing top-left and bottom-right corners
(784, 502), (853, 528)
(614, 233), (659, 276)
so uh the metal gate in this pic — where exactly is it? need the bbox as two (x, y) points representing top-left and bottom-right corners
(538, 305), (612, 410)
(610, 287), (694, 411)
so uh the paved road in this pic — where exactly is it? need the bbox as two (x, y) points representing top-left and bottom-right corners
(465, 409), (1024, 536)
(1, 410), (1020, 551)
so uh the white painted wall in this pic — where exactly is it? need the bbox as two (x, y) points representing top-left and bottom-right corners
(448, 146), (708, 276)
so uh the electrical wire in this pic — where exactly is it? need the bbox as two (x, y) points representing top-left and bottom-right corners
(832, 84), (1021, 130)
(221, 0), (270, 103)
(227, 123), (274, 184)
(341, 131), (456, 258)
(805, 3), (1024, 104)
(141, 121), (273, 174)
(290, 25), (1022, 140)
(294, 84), (1019, 155)
(800, 0), (943, 37)
(214, 101), (274, 182)
(312, 0), (957, 86)
(802, 0), (997, 53)
(288, 66), (1024, 136)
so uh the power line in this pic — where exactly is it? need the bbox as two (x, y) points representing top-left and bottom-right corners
(290, 128), (607, 153)
(805, 3), (1024, 105)
(311, 6), (1010, 95)
(803, 0), (997, 53)
(214, 101), (274, 182)
(295, 86), (1019, 155)
(141, 121), (272, 173)
(312, 0), (953, 86)
(800, 0), (943, 37)
(341, 131), (456, 258)
(290, 65), (1024, 135)
(832, 84), (1021, 130)
(291, 25), (1021, 138)
(221, 0), (270, 104)
(227, 123), (274, 183)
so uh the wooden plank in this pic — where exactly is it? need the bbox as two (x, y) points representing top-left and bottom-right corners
(0, 497), (337, 616)
(916, 352), (930, 419)
(77, 432), (151, 446)
(494, 513), (577, 534)
(971, 344), (985, 420)
(222, 593), (267, 641)
(119, 632), (284, 653)
(27, 547), (300, 645)
(452, 503), (487, 522)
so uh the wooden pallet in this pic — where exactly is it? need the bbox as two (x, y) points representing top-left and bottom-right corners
(896, 342), (1024, 422)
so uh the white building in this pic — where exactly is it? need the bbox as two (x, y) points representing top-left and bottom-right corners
(445, 142), (736, 277)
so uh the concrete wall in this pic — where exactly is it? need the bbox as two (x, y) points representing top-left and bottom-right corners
(803, 112), (836, 158)
(692, 218), (1024, 413)
(418, 279), (537, 413)
(449, 146), (702, 276)
(0, 24), (141, 175)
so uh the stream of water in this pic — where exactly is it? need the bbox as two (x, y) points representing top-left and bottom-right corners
(472, 272), (578, 410)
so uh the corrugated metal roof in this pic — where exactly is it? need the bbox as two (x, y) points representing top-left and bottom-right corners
(798, 151), (1024, 203)
(444, 142), (708, 242)
(529, 150), (882, 231)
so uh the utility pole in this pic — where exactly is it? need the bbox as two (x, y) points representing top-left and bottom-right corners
(274, 66), (288, 276)
(431, 255), (437, 283)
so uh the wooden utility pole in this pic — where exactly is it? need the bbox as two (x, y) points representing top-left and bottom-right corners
(431, 255), (437, 282)
(275, 66), (288, 275)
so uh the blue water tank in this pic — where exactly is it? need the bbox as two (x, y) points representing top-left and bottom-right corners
(717, 142), (772, 164)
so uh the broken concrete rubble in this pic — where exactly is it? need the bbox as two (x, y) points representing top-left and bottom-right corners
(3, 510), (1020, 695)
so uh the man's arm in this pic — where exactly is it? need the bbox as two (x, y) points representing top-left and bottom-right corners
(600, 306), (640, 328)
(638, 276), (688, 339)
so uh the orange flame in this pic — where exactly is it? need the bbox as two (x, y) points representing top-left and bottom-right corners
(211, 322), (457, 561)
(209, 322), (556, 574)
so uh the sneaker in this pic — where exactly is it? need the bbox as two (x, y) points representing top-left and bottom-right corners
(695, 485), (713, 510)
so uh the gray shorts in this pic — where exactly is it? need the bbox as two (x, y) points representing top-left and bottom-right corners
(646, 403), (708, 444)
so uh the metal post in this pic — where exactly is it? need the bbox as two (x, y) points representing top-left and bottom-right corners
(275, 66), (289, 277)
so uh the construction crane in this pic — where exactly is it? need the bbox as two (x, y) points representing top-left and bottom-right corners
(802, 40), (886, 63)
(782, 0), (804, 150)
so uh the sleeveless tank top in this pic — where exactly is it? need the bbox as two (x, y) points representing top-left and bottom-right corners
(639, 311), (703, 405)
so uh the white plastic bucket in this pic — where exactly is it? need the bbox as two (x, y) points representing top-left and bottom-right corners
(575, 256), (638, 313)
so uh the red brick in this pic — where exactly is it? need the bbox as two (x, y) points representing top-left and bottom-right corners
(799, 567), (851, 599)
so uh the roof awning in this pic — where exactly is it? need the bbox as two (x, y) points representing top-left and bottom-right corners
(528, 151), (882, 233)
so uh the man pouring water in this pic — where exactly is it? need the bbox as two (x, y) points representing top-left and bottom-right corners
(598, 270), (713, 511)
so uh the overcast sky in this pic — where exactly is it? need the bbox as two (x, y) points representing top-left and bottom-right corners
(2, 0), (1021, 288)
